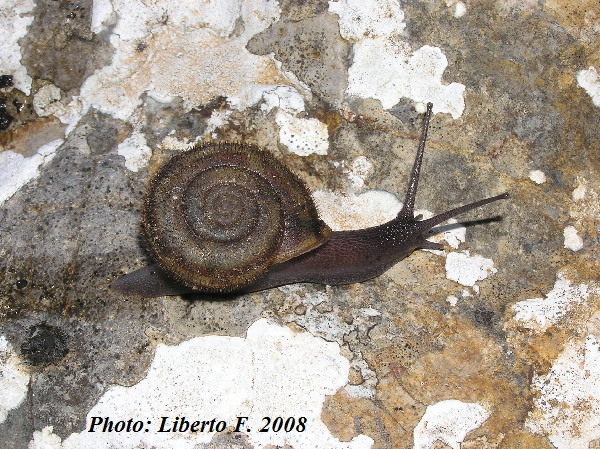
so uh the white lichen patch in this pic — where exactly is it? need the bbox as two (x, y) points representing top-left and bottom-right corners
(258, 85), (306, 114)
(282, 288), (353, 341)
(347, 156), (374, 190)
(264, 86), (329, 156)
(454, 1), (467, 17)
(413, 400), (490, 449)
(158, 133), (194, 152)
(312, 189), (401, 230)
(55, 319), (373, 449)
(567, 177), (599, 226)
(229, 84), (302, 113)
(116, 131), (152, 172)
(329, 0), (406, 39)
(29, 426), (62, 449)
(446, 295), (459, 306)
(576, 66), (600, 107)
(0, 0), (35, 95)
(75, 0), (284, 122)
(0, 139), (62, 206)
(329, 0), (465, 118)
(445, 251), (497, 287)
(230, 84), (330, 155)
(349, 42), (465, 118)
(275, 111), (329, 156)
(563, 225), (584, 251)
(344, 357), (377, 399)
(436, 218), (466, 249)
(281, 287), (380, 347)
(203, 109), (233, 138)
(33, 84), (64, 117)
(510, 274), (595, 333)
(277, 286), (380, 398)
(0, 335), (30, 424)
(526, 334), (600, 449)
(444, 0), (467, 18)
(528, 169), (546, 184)
(572, 179), (587, 201)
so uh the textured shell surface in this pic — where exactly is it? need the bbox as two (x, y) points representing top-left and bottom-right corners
(142, 143), (330, 293)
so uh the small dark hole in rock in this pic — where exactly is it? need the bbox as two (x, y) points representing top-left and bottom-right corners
(20, 323), (68, 365)
(0, 74), (13, 88)
(473, 309), (495, 327)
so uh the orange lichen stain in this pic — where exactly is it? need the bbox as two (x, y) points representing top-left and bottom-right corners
(544, 0), (600, 39)
(0, 117), (65, 157)
(431, 442), (452, 449)
(323, 300), (528, 448)
(568, 180), (600, 244)
(486, 133), (530, 178)
(322, 389), (419, 449)
(497, 430), (554, 449)
(374, 313), (529, 441)
(462, 435), (505, 449)
(561, 262), (600, 287)
(313, 107), (343, 135)
(255, 58), (291, 88)
(507, 326), (571, 373)
(375, 377), (427, 447)
(505, 266), (599, 373)
(558, 71), (577, 91)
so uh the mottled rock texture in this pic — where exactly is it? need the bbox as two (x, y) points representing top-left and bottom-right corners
(0, 0), (598, 448)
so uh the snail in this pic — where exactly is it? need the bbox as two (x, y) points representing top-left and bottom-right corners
(111, 103), (508, 297)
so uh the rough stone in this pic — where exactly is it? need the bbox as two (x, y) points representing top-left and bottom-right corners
(0, 0), (599, 448)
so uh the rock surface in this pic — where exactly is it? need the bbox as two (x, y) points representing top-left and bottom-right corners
(1, 0), (598, 448)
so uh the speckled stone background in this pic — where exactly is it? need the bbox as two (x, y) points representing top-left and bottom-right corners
(0, 0), (599, 448)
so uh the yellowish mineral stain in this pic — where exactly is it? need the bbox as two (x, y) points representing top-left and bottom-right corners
(0, 117), (65, 157)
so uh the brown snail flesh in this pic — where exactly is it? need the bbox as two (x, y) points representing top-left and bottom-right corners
(111, 103), (508, 297)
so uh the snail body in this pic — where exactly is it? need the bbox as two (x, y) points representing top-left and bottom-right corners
(112, 103), (508, 297)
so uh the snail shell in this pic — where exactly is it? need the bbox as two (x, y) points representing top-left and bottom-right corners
(142, 143), (331, 293)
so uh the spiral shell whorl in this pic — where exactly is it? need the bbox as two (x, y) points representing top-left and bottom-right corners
(142, 143), (330, 293)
